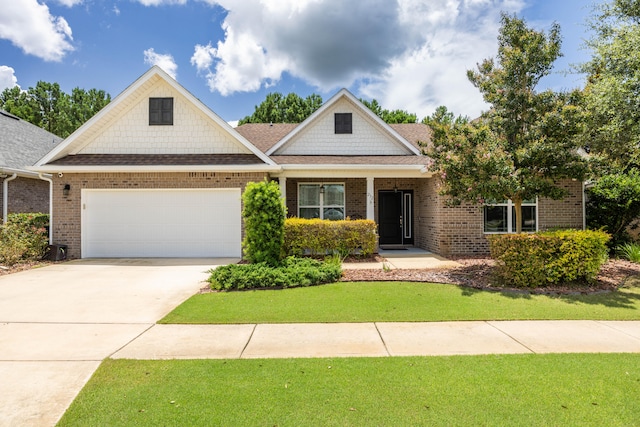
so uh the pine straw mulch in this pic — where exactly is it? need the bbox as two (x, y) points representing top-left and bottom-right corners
(341, 257), (640, 295)
(0, 260), (54, 276)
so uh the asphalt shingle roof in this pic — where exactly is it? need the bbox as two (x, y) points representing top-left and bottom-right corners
(0, 110), (62, 170)
(48, 153), (266, 166)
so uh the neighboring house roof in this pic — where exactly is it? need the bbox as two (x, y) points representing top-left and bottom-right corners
(0, 110), (61, 176)
(33, 66), (278, 173)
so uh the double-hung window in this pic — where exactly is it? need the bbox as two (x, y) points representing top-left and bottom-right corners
(484, 199), (537, 233)
(299, 183), (345, 220)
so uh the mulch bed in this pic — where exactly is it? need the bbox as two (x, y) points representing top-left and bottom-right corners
(0, 260), (54, 276)
(341, 257), (640, 295)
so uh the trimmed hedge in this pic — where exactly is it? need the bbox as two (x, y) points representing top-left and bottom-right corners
(283, 218), (377, 258)
(488, 229), (610, 288)
(208, 256), (342, 291)
(0, 213), (49, 266)
(242, 180), (285, 266)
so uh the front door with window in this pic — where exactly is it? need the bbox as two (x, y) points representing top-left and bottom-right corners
(378, 190), (413, 245)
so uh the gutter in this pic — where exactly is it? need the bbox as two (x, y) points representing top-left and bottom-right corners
(2, 172), (17, 223)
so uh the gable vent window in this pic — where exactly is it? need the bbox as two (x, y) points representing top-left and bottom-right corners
(149, 97), (174, 125)
(334, 113), (352, 134)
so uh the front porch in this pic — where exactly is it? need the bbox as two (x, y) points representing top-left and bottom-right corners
(276, 176), (439, 252)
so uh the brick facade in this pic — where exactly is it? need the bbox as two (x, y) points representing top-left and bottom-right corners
(1, 177), (50, 219)
(51, 172), (267, 259)
(282, 177), (584, 257)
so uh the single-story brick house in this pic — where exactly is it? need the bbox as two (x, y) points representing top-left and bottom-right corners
(1, 110), (62, 222)
(32, 67), (585, 259)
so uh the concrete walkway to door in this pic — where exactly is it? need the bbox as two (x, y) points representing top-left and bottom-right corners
(0, 258), (237, 427)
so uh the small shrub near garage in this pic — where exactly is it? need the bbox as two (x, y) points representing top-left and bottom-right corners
(283, 218), (377, 258)
(209, 256), (342, 291)
(0, 213), (49, 266)
(488, 229), (610, 288)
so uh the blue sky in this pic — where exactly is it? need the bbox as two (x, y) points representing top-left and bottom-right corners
(1, 0), (595, 123)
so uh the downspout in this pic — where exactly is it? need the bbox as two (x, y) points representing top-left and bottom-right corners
(38, 173), (54, 244)
(2, 173), (18, 223)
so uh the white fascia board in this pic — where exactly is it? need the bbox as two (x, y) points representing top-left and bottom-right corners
(0, 167), (50, 179)
(273, 165), (431, 179)
(29, 164), (282, 174)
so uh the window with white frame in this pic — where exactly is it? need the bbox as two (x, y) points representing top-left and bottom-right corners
(299, 183), (345, 220)
(484, 199), (537, 233)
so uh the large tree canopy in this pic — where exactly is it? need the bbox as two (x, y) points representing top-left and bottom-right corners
(424, 13), (586, 233)
(581, 0), (640, 172)
(0, 82), (110, 138)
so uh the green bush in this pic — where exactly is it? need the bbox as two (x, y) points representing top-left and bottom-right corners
(208, 256), (342, 291)
(488, 229), (610, 288)
(586, 170), (640, 249)
(617, 242), (640, 263)
(0, 213), (49, 266)
(283, 218), (377, 258)
(242, 180), (286, 266)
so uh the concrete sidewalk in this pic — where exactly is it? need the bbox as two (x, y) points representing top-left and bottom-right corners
(111, 320), (640, 360)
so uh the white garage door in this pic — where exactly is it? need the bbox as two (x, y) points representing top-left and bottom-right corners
(81, 189), (241, 258)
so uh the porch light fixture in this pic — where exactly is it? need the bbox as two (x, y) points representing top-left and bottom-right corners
(63, 184), (71, 197)
(393, 179), (398, 193)
(319, 184), (325, 194)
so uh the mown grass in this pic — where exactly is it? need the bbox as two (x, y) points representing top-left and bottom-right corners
(160, 281), (640, 324)
(58, 354), (640, 427)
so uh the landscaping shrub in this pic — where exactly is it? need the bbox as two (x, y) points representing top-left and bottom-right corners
(586, 170), (640, 249)
(488, 229), (610, 288)
(0, 213), (49, 266)
(242, 180), (285, 266)
(618, 242), (640, 263)
(283, 218), (377, 258)
(208, 256), (342, 291)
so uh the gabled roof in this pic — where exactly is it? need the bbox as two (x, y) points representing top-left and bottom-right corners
(33, 66), (278, 172)
(0, 110), (62, 176)
(265, 88), (422, 156)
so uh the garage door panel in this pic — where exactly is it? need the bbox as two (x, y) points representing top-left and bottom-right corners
(82, 189), (241, 258)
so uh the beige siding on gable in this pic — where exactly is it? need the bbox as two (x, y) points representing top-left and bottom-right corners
(276, 98), (411, 156)
(78, 83), (251, 155)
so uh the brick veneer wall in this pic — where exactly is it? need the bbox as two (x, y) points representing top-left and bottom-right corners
(51, 172), (267, 259)
(427, 178), (585, 257)
(1, 177), (50, 217)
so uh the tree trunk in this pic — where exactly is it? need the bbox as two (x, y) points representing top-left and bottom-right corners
(513, 197), (523, 234)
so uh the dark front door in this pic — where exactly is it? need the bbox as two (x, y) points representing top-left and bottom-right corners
(378, 190), (413, 245)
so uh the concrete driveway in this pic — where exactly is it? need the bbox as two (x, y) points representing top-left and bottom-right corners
(0, 258), (236, 427)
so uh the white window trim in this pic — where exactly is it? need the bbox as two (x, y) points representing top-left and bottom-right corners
(483, 198), (538, 234)
(298, 182), (345, 220)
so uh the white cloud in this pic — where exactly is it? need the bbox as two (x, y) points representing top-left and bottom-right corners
(143, 48), (178, 79)
(53, 0), (84, 6)
(194, 0), (526, 118)
(0, 66), (18, 91)
(0, 0), (74, 62)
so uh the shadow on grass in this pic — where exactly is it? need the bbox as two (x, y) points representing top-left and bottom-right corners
(455, 264), (640, 310)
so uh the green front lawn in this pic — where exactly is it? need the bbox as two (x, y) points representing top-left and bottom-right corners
(58, 354), (640, 427)
(160, 281), (640, 324)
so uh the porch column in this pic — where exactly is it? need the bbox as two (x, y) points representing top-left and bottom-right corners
(279, 177), (287, 204)
(366, 176), (375, 220)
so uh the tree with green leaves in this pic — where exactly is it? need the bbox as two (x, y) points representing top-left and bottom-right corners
(0, 81), (110, 138)
(580, 0), (640, 173)
(238, 92), (323, 125)
(424, 13), (587, 233)
(359, 98), (418, 123)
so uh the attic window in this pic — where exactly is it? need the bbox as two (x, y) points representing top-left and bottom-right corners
(149, 97), (173, 125)
(334, 113), (352, 134)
